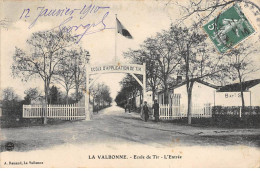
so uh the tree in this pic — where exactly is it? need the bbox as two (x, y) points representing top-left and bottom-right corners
(90, 83), (112, 111)
(49, 85), (61, 104)
(171, 0), (260, 27)
(145, 33), (182, 104)
(125, 32), (182, 104)
(1, 87), (21, 118)
(71, 48), (90, 102)
(225, 41), (260, 116)
(55, 51), (75, 104)
(120, 74), (142, 108)
(12, 30), (77, 124)
(24, 87), (41, 104)
(170, 25), (229, 124)
(2, 87), (19, 102)
(115, 86), (131, 107)
(124, 48), (161, 102)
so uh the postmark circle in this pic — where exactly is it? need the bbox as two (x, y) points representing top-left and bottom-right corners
(5, 142), (15, 151)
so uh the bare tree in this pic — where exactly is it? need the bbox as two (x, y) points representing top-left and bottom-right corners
(146, 33), (183, 104)
(120, 74), (142, 108)
(2, 87), (19, 102)
(124, 47), (161, 102)
(125, 33), (182, 104)
(24, 87), (42, 104)
(225, 41), (260, 115)
(169, 0), (260, 27)
(71, 48), (90, 102)
(171, 25), (229, 124)
(12, 30), (77, 124)
(55, 51), (75, 104)
(90, 83), (112, 112)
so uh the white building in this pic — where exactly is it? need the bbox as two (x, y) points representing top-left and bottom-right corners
(135, 91), (153, 107)
(173, 80), (218, 107)
(158, 80), (218, 107)
(215, 79), (260, 106)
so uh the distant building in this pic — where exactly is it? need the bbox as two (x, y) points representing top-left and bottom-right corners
(215, 79), (260, 106)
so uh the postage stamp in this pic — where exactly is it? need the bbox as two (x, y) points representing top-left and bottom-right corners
(203, 4), (256, 53)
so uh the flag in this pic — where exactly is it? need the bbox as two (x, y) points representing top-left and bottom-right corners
(116, 18), (133, 39)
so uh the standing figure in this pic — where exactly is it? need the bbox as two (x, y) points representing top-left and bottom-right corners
(143, 101), (149, 122)
(152, 100), (160, 122)
(128, 103), (131, 113)
(124, 103), (127, 113)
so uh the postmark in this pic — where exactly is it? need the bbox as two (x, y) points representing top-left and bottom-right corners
(203, 4), (255, 53)
(5, 142), (14, 151)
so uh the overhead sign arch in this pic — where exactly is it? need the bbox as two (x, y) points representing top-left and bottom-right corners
(85, 63), (146, 120)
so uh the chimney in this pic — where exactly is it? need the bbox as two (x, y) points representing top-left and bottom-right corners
(177, 76), (182, 84)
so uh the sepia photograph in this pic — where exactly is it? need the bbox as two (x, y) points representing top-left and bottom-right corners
(0, 0), (260, 168)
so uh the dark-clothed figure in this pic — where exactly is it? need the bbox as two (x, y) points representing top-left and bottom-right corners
(128, 103), (131, 113)
(124, 103), (127, 113)
(143, 101), (149, 122)
(152, 100), (160, 122)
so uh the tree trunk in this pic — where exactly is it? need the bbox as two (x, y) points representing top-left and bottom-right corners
(164, 80), (168, 104)
(66, 90), (69, 104)
(187, 87), (192, 124)
(75, 84), (79, 102)
(152, 87), (156, 102)
(187, 81), (194, 125)
(43, 81), (49, 125)
(237, 68), (245, 118)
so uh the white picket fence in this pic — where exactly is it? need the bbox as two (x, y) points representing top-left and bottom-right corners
(23, 103), (85, 120)
(159, 103), (212, 120)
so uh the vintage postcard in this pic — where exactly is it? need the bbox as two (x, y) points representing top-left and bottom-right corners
(0, 0), (260, 168)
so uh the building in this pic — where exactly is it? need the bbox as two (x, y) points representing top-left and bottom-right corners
(215, 79), (260, 106)
(158, 78), (260, 107)
(158, 79), (219, 107)
(135, 91), (153, 107)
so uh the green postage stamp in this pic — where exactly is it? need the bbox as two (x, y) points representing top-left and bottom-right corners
(203, 4), (255, 53)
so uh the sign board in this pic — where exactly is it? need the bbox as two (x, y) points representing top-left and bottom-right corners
(215, 92), (251, 106)
(88, 63), (145, 75)
(203, 4), (255, 53)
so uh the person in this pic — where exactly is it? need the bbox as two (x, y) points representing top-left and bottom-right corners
(143, 101), (149, 122)
(152, 100), (160, 122)
(128, 103), (131, 113)
(124, 103), (127, 113)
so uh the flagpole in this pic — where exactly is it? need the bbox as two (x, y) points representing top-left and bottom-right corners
(115, 14), (117, 63)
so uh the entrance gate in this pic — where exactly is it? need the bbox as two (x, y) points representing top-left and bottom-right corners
(85, 62), (146, 120)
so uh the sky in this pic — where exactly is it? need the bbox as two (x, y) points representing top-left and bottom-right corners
(1, 0), (260, 100)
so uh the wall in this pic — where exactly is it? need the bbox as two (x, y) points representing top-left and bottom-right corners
(135, 91), (153, 107)
(249, 84), (260, 106)
(215, 92), (251, 106)
(174, 82), (216, 108)
(157, 90), (174, 105)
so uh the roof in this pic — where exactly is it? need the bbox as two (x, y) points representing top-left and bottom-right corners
(158, 79), (219, 94)
(173, 79), (219, 90)
(217, 79), (260, 92)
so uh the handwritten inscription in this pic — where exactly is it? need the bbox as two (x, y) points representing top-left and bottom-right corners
(19, 4), (112, 43)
